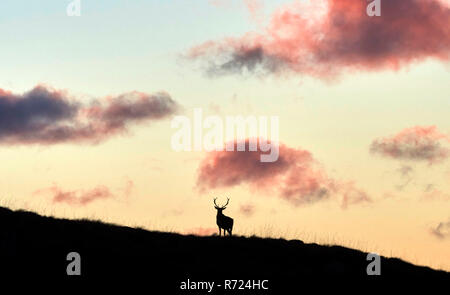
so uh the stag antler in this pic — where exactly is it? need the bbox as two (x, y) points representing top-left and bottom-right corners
(222, 198), (230, 208)
(213, 197), (230, 209)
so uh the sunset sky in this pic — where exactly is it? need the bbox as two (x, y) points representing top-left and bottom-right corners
(0, 0), (449, 271)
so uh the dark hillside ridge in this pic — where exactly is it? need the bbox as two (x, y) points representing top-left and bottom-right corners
(0, 206), (448, 290)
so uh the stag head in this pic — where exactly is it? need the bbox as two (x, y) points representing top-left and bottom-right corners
(213, 197), (229, 213)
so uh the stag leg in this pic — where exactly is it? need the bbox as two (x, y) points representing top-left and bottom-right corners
(218, 227), (221, 236)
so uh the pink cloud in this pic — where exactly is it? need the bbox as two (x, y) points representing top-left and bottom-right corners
(0, 85), (178, 145)
(370, 126), (450, 164)
(188, 0), (450, 79)
(338, 181), (372, 209)
(34, 185), (113, 206)
(243, 0), (264, 24)
(197, 138), (370, 207)
(197, 139), (332, 205)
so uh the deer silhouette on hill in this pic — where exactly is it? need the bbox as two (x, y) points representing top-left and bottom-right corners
(214, 198), (234, 236)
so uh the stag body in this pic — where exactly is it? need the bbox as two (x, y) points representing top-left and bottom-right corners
(214, 198), (233, 236)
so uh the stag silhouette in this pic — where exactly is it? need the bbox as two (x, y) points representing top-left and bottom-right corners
(214, 198), (234, 236)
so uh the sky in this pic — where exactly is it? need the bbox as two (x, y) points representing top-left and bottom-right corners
(0, 0), (449, 271)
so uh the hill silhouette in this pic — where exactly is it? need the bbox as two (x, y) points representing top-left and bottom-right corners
(0, 206), (448, 290)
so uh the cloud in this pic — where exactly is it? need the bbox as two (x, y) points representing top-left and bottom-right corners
(0, 85), (179, 145)
(188, 0), (450, 79)
(422, 189), (450, 202)
(197, 138), (370, 207)
(121, 179), (134, 197)
(239, 203), (255, 216)
(339, 181), (372, 209)
(184, 227), (217, 236)
(370, 126), (450, 164)
(197, 139), (332, 205)
(34, 185), (113, 206)
(398, 165), (414, 177)
(395, 165), (414, 190)
(243, 0), (264, 24)
(430, 220), (450, 240)
(424, 183), (435, 193)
